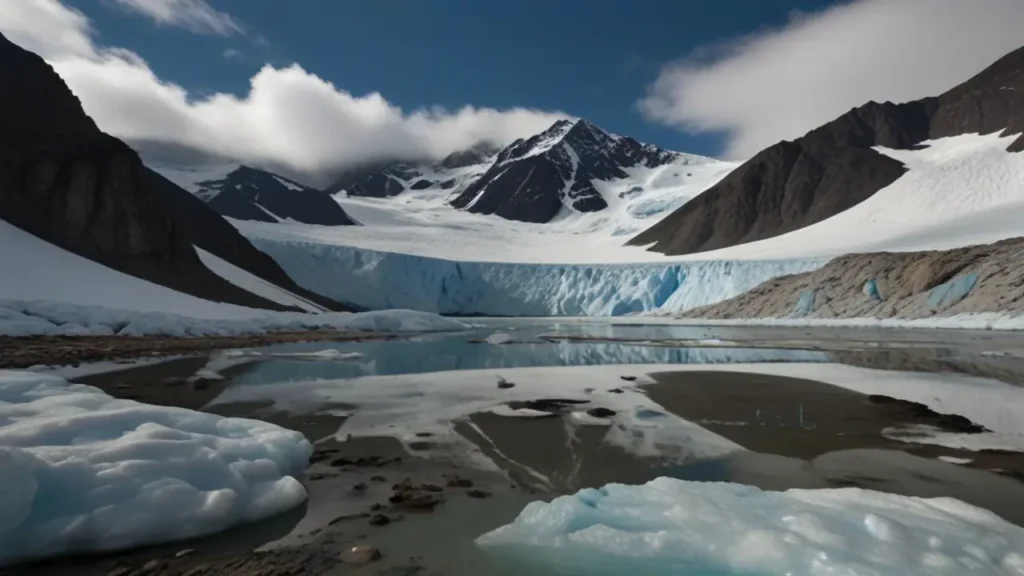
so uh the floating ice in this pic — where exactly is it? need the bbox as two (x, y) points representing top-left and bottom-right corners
(0, 370), (313, 566)
(477, 478), (1024, 575)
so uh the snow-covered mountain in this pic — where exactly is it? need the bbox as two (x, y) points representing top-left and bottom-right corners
(153, 163), (356, 226)
(450, 119), (690, 223)
(328, 119), (725, 225)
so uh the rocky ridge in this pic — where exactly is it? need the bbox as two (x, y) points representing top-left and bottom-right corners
(683, 236), (1024, 323)
(0, 32), (348, 312)
(631, 44), (1024, 256)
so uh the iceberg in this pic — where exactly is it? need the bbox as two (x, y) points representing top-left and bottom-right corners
(477, 478), (1024, 575)
(0, 370), (313, 566)
(248, 238), (826, 316)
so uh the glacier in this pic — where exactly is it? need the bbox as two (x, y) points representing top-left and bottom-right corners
(247, 237), (826, 316)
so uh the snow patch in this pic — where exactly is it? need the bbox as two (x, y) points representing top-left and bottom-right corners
(0, 370), (312, 566)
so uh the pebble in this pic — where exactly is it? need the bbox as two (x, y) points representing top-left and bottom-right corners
(369, 514), (391, 526)
(340, 545), (382, 565)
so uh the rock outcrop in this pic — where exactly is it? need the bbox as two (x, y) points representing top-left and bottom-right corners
(0, 32), (348, 312)
(683, 236), (1024, 322)
(631, 45), (1024, 256)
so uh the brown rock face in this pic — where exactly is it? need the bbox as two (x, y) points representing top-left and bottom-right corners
(0, 32), (347, 311)
(631, 45), (1024, 256)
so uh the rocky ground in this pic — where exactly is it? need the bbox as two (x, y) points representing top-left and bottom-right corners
(684, 236), (1024, 322)
(0, 331), (393, 369)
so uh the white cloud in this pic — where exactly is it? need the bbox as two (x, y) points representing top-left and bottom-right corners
(640, 0), (1024, 159)
(0, 0), (566, 177)
(109, 0), (242, 36)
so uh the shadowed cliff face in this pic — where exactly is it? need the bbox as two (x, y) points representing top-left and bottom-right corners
(0, 32), (349, 312)
(631, 45), (1024, 257)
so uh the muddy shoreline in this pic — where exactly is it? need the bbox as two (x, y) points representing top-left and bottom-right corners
(8, 342), (1024, 575)
(0, 331), (395, 370)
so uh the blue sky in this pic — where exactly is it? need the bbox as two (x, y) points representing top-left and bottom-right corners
(64, 0), (838, 157)
(8, 0), (1020, 177)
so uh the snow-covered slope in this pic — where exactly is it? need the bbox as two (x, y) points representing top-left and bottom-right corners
(0, 219), (467, 336)
(194, 247), (329, 313)
(329, 119), (731, 226)
(682, 132), (1024, 260)
(243, 154), (736, 265)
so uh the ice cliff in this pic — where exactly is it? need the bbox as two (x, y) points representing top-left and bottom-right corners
(247, 238), (826, 316)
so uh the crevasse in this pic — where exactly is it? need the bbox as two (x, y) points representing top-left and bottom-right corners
(248, 238), (826, 316)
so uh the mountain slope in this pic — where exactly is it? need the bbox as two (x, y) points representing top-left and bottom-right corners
(449, 119), (683, 223)
(328, 120), (704, 225)
(153, 164), (355, 226)
(0, 32), (349, 312)
(631, 44), (1024, 256)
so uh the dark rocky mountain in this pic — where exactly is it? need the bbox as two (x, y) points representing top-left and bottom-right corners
(449, 119), (681, 223)
(630, 45), (1024, 256)
(0, 32), (349, 312)
(157, 164), (356, 225)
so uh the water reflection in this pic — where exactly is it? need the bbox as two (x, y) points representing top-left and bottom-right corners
(228, 330), (829, 386)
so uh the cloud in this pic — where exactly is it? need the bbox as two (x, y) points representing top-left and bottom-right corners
(109, 0), (242, 36)
(221, 47), (243, 60)
(0, 0), (566, 179)
(640, 0), (1024, 159)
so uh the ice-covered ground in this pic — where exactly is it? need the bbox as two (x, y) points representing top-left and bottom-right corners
(477, 478), (1024, 575)
(0, 370), (312, 566)
(238, 133), (1024, 317)
(0, 299), (468, 337)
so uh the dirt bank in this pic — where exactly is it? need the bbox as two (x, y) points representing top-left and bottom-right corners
(685, 236), (1024, 322)
(0, 331), (393, 370)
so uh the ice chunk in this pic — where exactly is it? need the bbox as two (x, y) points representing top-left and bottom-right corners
(791, 288), (816, 317)
(0, 370), (312, 566)
(929, 274), (979, 310)
(484, 332), (513, 345)
(864, 278), (883, 301)
(476, 478), (1024, 575)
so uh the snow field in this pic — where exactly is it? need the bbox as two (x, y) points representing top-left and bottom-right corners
(0, 370), (313, 565)
(476, 478), (1024, 575)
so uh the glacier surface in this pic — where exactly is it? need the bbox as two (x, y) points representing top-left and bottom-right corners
(476, 478), (1024, 576)
(248, 238), (825, 316)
